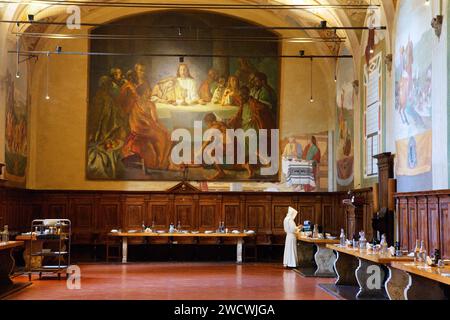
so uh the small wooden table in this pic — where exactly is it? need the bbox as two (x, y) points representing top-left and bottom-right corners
(107, 232), (255, 264)
(320, 244), (413, 300)
(0, 241), (31, 299)
(389, 262), (450, 300)
(295, 236), (339, 278)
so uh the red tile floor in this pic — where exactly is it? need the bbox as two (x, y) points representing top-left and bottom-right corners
(7, 262), (336, 300)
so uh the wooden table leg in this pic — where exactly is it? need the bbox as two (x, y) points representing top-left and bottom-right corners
(334, 251), (359, 286)
(297, 241), (315, 268)
(355, 258), (387, 299)
(405, 272), (449, 300)
(318, 251), (360, 300)
(0, 246), (31, 299)
(314, 244), (336, 277)
(386, 266), (409, 300)
(0, 248), (14, 287)
(236, 238), (243, 264)
(122, 237), (128, 263)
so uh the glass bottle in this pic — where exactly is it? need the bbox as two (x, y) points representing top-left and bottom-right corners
(414, 240), (420, 264)
(380, 234), (388, 254)
(313, 224), (319, 238)
(142, 221), (146, 232)
(395, 241), (402, 257)
(419, 240), (426, 264)
(3, 225), (9, 243)
(339, 229), (346, 247)
(177, 221), (181, 232)
(151, 220), (155, 230)
(433, 249), (441, 265)
(359, 231), (367, 251)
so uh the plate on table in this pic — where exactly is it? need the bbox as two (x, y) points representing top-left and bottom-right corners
(191, 231), (200, 234)
(232, 230), (240, 234)
(128, 230), (137, 233)
(156, 230), (166, 234)
(110, 229), (119, 233)
(326, 236), (337, 240)
(204, 230), (213, 234)
(245, 230), (255, 234)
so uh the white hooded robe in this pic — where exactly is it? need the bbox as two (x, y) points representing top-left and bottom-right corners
(283, 206), (299, 268)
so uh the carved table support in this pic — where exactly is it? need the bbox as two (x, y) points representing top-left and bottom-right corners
(355, 258), (388, 299)
(0, 243), (31, 299)
(405, 273), (449, 300)
(334, 251), (359, 286)
(297, 241), (315, 268)
(314, 244), (336, 277)
(236, 238), (243, 264)
(386, 266), (409, 300)
(0, 248), (15, 287)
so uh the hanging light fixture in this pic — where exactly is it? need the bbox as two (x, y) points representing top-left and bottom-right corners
(334, 58), (337, 82)
(310, 57), (314, 103)
(45, 51), (50, 100)
(15, 34), (20, 78)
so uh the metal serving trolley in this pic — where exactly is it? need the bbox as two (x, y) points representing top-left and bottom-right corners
(28, 219), (71, 280)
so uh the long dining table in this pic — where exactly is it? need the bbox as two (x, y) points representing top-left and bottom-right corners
(107, 231), (255, 264)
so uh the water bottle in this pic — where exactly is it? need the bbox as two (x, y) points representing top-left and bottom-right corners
(2, 225), (9, 243)
(419, 240), (426, 264)
(339, 229), (346, 247)
(359, 231), (367, 251)
(380, 234), (388, 254)
(414, 240), (420, 264)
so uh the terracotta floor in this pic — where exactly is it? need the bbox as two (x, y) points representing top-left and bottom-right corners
(7, 262), (336, 300)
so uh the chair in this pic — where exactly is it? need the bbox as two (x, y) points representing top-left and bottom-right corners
(106, 234), (122, 262)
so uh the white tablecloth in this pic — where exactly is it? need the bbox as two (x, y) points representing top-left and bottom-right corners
(282, 158), (316, 187)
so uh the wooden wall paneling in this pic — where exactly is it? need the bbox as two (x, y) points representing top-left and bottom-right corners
(147, 198), (171, 229)
(333, 194), (346, 236)
(322, 202), (334, 235)
(398, 197), (409, 250)
(245, 195), (271, 244)
(427, 196), (440, 254)
(123, 195), (146, 244)
(438, 195), (450, 259)
(271, 196), (296, 235)
(44, 194), (69, 219)
(407, 197), (418, 251)
(417, 196), (429, 251)
(70, 195), (96, 244)
(173, 195), (196, 244)
(197, 195), (221, 244)
(97, 196), (122, 242)
(147, 195), (171, 244)
(222, 195), (243, 231)
(297, 196), (316, 225)
(173, 195), (196, 229)
(198, 196), (220, 231)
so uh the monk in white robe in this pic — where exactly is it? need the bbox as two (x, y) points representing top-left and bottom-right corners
(283, 207), (299, 268)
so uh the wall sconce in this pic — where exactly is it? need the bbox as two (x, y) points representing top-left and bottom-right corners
(385, 54), (393, 73)
(352, 80), (359, 96)
(430, 0), (444, 39)
(431, 15), (443, 38)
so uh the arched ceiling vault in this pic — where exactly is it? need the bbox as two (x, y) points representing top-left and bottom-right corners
(2, 0), (394, 58)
